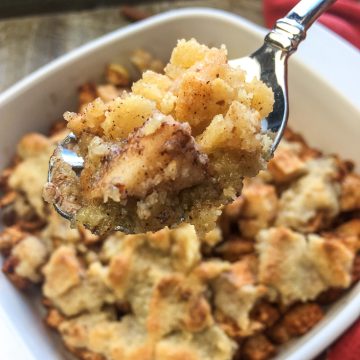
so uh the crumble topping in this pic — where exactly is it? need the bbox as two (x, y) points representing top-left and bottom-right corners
(275, 157), (341, 232)
(256, 227), (354, 305)
(0, 46), (359, 360)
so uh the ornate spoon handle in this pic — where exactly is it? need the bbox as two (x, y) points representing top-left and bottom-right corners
(266, 0), (336, 54)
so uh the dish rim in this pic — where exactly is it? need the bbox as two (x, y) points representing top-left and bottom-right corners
(0, 7), (359, 360)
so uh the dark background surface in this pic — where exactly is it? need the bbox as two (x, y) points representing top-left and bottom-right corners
(0, 0), (263, 92)
(0, 0), (154, 18)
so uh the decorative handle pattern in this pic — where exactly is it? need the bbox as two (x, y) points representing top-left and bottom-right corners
(265, 0), (336, 54)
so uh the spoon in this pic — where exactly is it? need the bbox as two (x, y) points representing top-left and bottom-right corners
(230, 0), (336, 151)
(48, 0), (336, 223)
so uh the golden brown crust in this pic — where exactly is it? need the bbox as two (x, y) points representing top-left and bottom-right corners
(275, 157), (340, 233)
(257, 227), (355, 305)
(43, 247), (111, 317)
(147, 274), (213, 336)
(17, 133), (52, 159)
(237, 183), (278, 238)
(7, 132), (56, 219)
(214, 256), (269, 336)
(10, 235), (48, 283)
(43, 246), (83, 299)
(1, 43), (360, 360)
(283, 128), (321, 161)
(268, 141), (306, 183)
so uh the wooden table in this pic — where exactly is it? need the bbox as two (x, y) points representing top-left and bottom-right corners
(0, 0), (264, 93)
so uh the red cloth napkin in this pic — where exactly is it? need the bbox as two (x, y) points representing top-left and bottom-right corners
(327, 319), (360, 360)
(263, 0), (360, 49)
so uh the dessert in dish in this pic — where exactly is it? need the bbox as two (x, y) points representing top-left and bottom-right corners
(1, 45), (360, 360)
(44, 39), (274, 236)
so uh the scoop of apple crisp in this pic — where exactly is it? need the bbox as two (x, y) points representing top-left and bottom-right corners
(44, 39), (274, 236)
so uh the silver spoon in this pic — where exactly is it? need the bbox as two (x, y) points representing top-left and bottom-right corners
(48, 0), (336, 223)
(230, 0), (336, 151)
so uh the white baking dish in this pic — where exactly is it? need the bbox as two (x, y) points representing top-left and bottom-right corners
(0, 8), (359, 360)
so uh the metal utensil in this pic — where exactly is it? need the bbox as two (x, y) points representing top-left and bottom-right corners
(229, 0), (336, 151)
(48, 0), (336, 222)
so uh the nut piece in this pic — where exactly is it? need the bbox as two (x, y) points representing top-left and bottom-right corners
(2, 256), (31, 289)
(96, 84), (123, 103)
(219, 197), (244, 237)
(269, 303), (323, 344)
(0, 226), (25, 254)
(241, 334), (277, 360)
(131, 49), (165, 73)
(0, 191), (16, 208)
(336, 219), (360, 251)
(283, 128), (321, 161)
(120, 5), (151, 22)
(105, 63), (130, 87)
(250, 302), (280, 328)
(45, 308), (65, 329)
(340, 173), (360, 211)
(78, 83), (97, 111)
(0, 167), (13, 190)
(214, 236), (254, 262)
